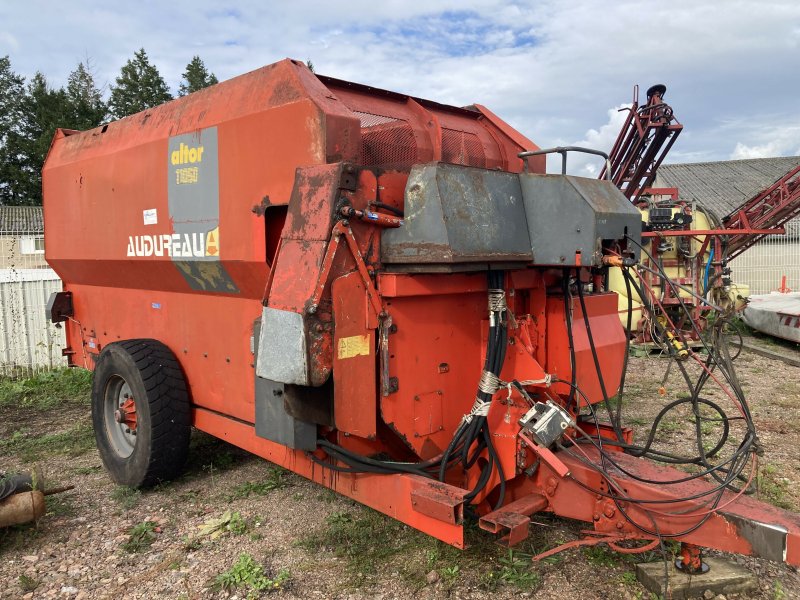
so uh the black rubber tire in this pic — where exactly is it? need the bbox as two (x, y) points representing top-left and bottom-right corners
(91, 339), (191, 487)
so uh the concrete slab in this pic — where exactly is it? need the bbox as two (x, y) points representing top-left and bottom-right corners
(635, 557), (757, 599)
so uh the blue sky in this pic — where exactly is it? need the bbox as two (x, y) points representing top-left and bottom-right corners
(2, 0), (799, 175)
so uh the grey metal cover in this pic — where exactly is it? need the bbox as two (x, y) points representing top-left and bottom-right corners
(253, 319), (317, 451)
(381, 163), (533, 264)
(519, 174), (641, 266)
(256, 307), (309, 385)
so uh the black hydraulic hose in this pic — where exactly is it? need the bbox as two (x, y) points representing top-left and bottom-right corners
(372, 201), (404, 217)
(562, 272), (578, 411)
(615, 266), (634, 430)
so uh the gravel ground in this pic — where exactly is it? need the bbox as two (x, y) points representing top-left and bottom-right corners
(1, 340), (798, 599)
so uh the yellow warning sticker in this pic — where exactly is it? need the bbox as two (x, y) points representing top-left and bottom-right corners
(337, 335), (370, 360)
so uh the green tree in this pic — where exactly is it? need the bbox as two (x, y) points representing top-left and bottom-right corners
(0, 55), (26, 204)
(6, 73), (74, 204)
(109, 48), (172, 118)
(66, 59), (107, 129)
(178, 56), (218, 96)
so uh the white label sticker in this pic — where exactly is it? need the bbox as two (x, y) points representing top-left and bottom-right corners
(143, 208), (158, 225)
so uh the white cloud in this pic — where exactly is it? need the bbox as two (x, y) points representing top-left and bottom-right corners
(730, 124), (800, 160)
(0, 31), (18, 51)
(1, 0), (800, 165)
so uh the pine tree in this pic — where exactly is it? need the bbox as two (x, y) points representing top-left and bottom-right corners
(66, 60), (107, 129)
(6, 73), (74, 204)
(0, 55), (26, 204)
(109, 48), (172, 118)
(178, 56), (218, 96)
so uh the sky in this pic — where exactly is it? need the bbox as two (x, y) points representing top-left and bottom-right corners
(2, 0), (799, 175)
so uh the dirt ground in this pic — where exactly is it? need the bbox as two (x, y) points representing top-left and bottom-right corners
(1, 339), (799, 600)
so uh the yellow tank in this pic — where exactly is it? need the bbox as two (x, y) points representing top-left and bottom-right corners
(608, 206), (749, 333)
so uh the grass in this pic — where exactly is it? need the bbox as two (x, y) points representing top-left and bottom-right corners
(121, 521), (158, 553)
(213, 553), (290, 596)
(584, 545), (621, 567)
(483, 550), (540, 590)
(1, 422), (95, 462)
(18, 574), (40, 592)
(0, 368), (91, 409)
(228, 467), (291, 499)
(45, 493), (76, 517)
(298, 508), (548, 592)
(758, 464), (795, 510)
(111, 486), (141, 509)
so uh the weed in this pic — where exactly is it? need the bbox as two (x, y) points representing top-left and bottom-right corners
(298, 509), (413, 582)
(773, 580), (786, 600)
(0, 422), (95, 462)
(111, 486), (141, 510)
(584, 545), (621, 567)
(228, 512), (248, 535)
(656, 419), (681, 434)
(213, 553), (290, 596)
(441, 565), (459, 582)
(317, 488), (338, 503)
(229, 468), (290, 499)
(45, 494), (76, 517)
(620, 571), (638, 585)
(758, 464), (795, 510)
(72, 465), (101, 475)
(122, 521), (158, 553)
(183, 431), (246, 479)
(0, 368), (91, 410)
(182, 536), (202, 552)
(18, 574), (39, 592)
(196, 510), (249, 538)
(497, 550), (539, 589)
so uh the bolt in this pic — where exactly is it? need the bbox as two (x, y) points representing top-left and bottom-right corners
(616, 521), (624, 530)
(593, 512), (601, 521)
(308, 304), (318, 314)
(604, 505), (616, 519)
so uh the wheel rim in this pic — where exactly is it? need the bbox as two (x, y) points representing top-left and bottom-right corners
(103, 375), (138, 458)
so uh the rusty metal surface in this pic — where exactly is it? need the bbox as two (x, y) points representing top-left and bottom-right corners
(332, 272), (377, 438)
(409, 478), (467, 525)
(479, 494), (548, 547)
(382, 163), (533, 265)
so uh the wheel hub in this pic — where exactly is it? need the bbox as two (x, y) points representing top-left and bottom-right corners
(114, 398), (137, 430)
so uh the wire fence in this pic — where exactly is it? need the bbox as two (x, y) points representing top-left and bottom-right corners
(0, 207), (66, 378)
(731, 220), (800, 295)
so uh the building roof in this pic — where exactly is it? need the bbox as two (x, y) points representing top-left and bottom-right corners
(0, 206), (44, 235)
(654, 156), (800, 219)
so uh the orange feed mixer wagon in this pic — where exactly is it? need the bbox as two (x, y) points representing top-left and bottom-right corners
(43, 59), (799, 565)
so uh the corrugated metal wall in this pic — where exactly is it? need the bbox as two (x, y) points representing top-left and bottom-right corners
(0, 229), (67, 377)
(0, 270), (65, 376)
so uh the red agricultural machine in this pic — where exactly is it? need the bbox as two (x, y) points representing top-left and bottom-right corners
(43, 60), (799, 574)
